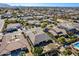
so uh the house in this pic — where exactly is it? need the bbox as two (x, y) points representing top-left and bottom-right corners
(57, 22), (74, 29)
(28, 20), (40, 27)
(73, 23), (79, 31)
(49, 30), (57, 36)
(21, 16), (34, 20)
(6, 23), (22, 33)
(48, 26), (67, 36)
(57, 22), (77, 34)
(36, 15), (46, 20)
(8, 18), (17, 21)
(0, 20), (4, 32)
(57, 19), (66, 22)
(0, 31), (28, 55)
(43, 19), (54, 23)
(0, 15), (1, 19)
(43, 43), (60, 53)
(25, 27), (52, 46)
(0, 33), (3, 42)
(1, 13), (12, 19)
(17, 14), (23, 17)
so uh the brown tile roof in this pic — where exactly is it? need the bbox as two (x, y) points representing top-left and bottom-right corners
(0, 31), (28, 55)
(26, 27), (51, 45)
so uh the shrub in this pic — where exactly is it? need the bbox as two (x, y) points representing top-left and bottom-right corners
(63, 49), (72, 56)
(31, 47), (43, 56)
(19, 51), (26, 56)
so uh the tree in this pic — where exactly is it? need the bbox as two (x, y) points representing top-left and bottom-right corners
(19, 51), (26, 56)
(41, 22), (47, 28)
(57, 37), (66, 44)
(31, 47), (43, 56)
(63, 49), (72, 56)
(66, 35), (77, 43)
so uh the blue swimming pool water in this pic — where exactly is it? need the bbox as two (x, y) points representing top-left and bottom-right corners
(73, 42), (79, 49)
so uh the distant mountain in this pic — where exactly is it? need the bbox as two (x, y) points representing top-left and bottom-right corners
(0, 3), (10, 7)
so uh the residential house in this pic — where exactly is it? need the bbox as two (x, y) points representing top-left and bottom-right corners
(1, 13), (12, 19)
(25, 27), (52, 46)
(6, 23), (22, 32)
(57, 22), (77, 34)
(0, 20), (4, 32)
(48, 26), (67, 36)
(0, 31), (28, 55)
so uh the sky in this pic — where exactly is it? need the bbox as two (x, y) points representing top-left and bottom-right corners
(7, 3), (79, 7)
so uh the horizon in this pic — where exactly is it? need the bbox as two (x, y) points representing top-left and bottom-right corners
(6, 3), (79, 7)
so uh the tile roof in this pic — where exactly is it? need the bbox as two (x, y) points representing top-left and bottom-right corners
(0, 20), (4, 32)
(26, 27), (51, 45)
(0, 31), (28, 55)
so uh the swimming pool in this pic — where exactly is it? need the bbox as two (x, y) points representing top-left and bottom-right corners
(73, 41), (79, 50)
